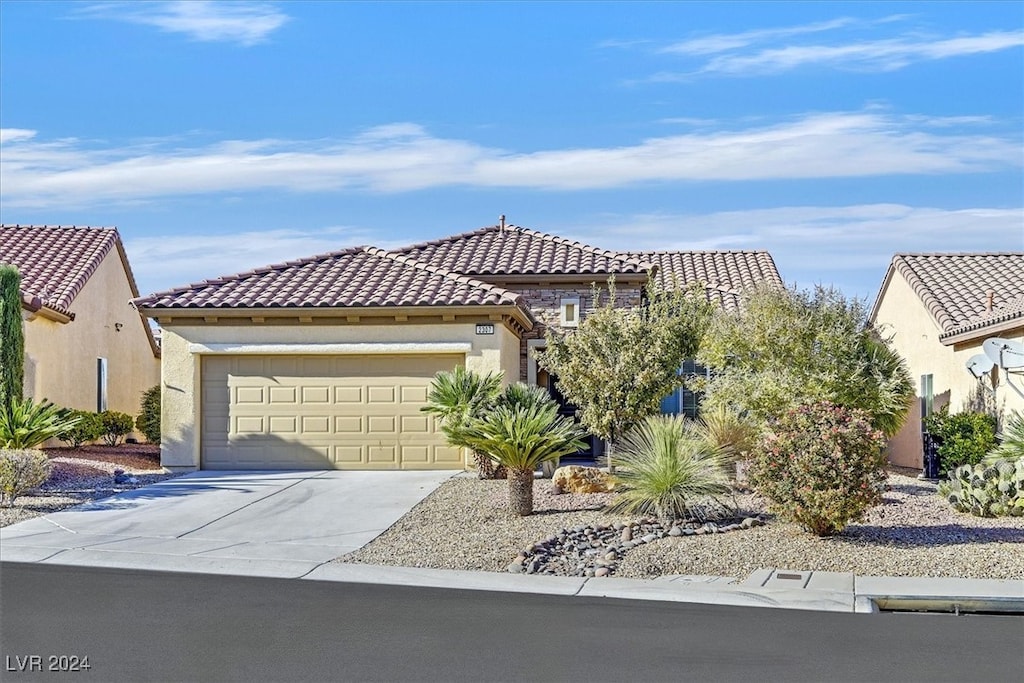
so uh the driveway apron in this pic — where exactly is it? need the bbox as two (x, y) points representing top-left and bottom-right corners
(0, 470), (455, 577)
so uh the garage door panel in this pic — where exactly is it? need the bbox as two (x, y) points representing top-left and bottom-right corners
(268, 386), (297, 404)
(368, 445), (397, 464)
(201, 354), (463, 470)
(300, 386), (330, 404)
(334, 445), (363, 463)
(401, 415), (430, 433)
(367, 386), (396, 403)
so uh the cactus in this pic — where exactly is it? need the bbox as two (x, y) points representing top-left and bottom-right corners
(938, 456), (1024, 518)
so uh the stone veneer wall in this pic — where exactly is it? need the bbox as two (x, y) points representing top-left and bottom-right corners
(509, 283), (644, 380)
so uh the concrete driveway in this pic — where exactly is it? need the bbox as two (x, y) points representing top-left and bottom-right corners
(0, 470), (456, 577)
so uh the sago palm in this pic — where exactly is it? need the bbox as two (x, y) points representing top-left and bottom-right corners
(0, 398), (82, 449)
(422, 367), (503, 477)
(608, 415), (733, 522)
(462, 396), (587, 516)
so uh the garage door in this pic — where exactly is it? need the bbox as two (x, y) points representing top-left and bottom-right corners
(201, 355), (464, 470)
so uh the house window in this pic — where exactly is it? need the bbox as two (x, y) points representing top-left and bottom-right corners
(920, 374), (934, 421)
(660, 359), (710, 419)
(97, 358), (108, 412)
(560, 296), (581, 328)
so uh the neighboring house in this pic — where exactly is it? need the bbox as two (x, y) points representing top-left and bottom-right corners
(869, 253), (1024, 469)
(0, 225), (162, 441)
(134, 222), (782, 471)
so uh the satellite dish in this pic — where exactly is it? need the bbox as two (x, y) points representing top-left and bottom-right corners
(966, 354), (994, 379)
(983, 337), (1024, 370)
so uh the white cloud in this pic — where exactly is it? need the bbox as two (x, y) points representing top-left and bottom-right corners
(698, 30), (1024, 76)
(641, 14), (1024, 80)
(660, 18), (857, 56)
(76, 1), (289, 46)
(1, 113), (1019, 207)
(0, 129), (36, 144)
(564, 204), (1024, 298)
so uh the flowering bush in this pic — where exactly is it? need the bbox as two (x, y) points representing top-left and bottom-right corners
(748, 401), (887, 536)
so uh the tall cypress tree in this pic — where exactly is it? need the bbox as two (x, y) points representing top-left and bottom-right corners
(0, 265), (25, 413)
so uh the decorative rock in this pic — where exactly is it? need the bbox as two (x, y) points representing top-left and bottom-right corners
(604, 550), (617, 561)
(620, 527), (633, 542)
(507, 562), (523, 573)
(642, 534), (658, 544)
(668, 526), (682, 537)
(552, 465), (616, 494)
(595, 567), (610, 577)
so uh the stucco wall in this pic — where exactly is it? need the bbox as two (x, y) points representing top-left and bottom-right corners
(159, 320), (519, 470)
(22, 250), (160, 441)
(874, 271), (1024, 468)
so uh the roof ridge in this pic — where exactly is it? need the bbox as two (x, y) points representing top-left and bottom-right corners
(365, 246), (522, 306)
(509, 225), (653, 271)
(891, 255), (956, 332)
(390, 224), (501, 254)
(893, 251), (1024, 257)
(628, 249), (774, 255)
(0, 224), (120, 315)
(138, 245), (368, 299)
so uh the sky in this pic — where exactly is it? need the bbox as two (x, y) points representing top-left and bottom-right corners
(1, 1), (1022, 302)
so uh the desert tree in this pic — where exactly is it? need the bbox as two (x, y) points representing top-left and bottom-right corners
(536, 278), (713, 471)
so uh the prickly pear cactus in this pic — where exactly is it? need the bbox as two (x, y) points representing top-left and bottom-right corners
(938, 456), (1024, 517)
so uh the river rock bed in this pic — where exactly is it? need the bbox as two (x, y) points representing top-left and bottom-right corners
(508, 516), (766, 577)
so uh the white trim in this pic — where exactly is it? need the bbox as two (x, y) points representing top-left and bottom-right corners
(188, 342), (473, 355)
(560, 296), (581, 328)
(526, 339), (547, 385)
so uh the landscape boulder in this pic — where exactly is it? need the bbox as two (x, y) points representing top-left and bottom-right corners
(552, 465), (615, 494)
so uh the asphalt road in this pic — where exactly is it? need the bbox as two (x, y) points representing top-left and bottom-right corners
(1, 562), (1021, 682)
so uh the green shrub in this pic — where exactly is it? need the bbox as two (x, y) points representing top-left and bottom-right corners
(57, 410), (104, 448)
(98, 411), (134, 446)
(136, 385), (161, 444)
(924, 407), (998, 474)
(748, 401), (887, 536)
(0, 448), (50, 506)
(938, 457), (1024, 518)
(986, 411), (1024, 463)
(607, 415), (733, 522)
(692, 404), (760, 468)
(0, 398), (81, 449)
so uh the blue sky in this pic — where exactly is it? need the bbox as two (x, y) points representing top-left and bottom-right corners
(1, 1), (1021, 302)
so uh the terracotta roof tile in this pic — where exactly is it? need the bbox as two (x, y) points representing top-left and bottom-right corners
(134, 246), (534, 320)
(883, 253), (1024, 339)
(0, 225), (121, 318)
(394, 224), (651, 276)
(628, 250), (784, 311)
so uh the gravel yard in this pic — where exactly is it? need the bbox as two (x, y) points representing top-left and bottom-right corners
(338, 470), (1024, 580)
(0, 444), (179, 528)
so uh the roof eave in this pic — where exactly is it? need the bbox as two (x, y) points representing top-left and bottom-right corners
(939, 317), (1024, 346)
(137, 303), (536, 332)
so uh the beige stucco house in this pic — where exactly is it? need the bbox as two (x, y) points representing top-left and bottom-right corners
(870, 253), (1024, 469)
(135, 223), (782, 472)
(0, 225), (162, 441)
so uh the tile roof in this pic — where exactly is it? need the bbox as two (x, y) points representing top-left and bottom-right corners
(629, 250), (785, 311)
(134, 246), (535, 320)
(393, 224), (652, 277)
(0, 225), (121, 318)
(880, 253), (1024, 340)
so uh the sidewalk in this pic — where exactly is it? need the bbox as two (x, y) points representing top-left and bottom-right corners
(3, 537), (1021, 613)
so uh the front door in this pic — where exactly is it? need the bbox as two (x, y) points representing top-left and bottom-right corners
(537, 368), (598, 461)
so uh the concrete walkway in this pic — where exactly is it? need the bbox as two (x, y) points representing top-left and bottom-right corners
(2, 471), (1022, 614)
(0, 470), (455, 576)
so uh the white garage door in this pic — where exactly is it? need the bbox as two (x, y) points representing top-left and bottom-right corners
(201, 355), (464, 470)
